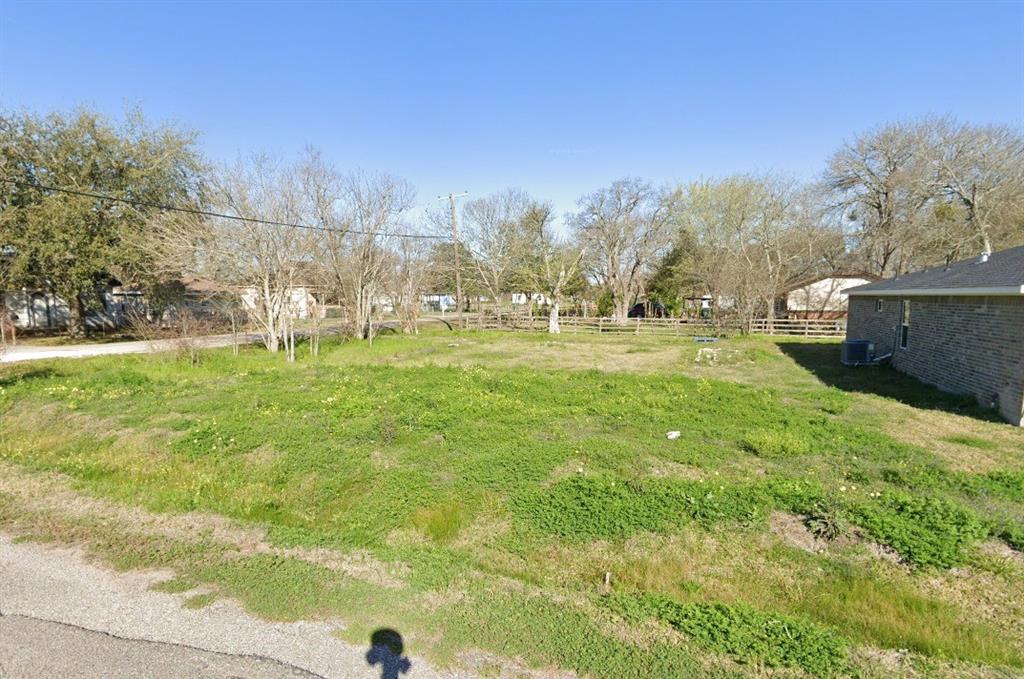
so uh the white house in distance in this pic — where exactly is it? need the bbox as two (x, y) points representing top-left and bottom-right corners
(777, 273), (880, 319)
(2, 284), (146, 331)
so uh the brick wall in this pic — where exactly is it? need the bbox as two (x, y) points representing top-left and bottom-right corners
(847, 295), (1024, 426)
(846, 296), (902, 355)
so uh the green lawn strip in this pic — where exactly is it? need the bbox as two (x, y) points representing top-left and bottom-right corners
(604, 591), (848, 676)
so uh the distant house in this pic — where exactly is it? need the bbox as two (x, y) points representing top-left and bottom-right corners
(844, 246), (1024, 426)
(1, 276), (326, 332)
(2, 283), (145, 331)
(777, 273), (879, 319)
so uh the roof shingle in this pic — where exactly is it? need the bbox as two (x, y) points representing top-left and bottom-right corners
(846, 245), (1024, 296)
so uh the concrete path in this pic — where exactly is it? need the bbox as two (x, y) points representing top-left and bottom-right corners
(0, 333), (262, 364)
(0, 535), (474, 679)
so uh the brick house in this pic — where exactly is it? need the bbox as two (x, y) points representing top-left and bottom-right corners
(844, 245), (1024, 426)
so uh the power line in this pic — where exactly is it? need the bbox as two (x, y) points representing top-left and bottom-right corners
(1, 178), (449, 241)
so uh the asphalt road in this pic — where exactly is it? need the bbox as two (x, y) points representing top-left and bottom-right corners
(0, 614), (316, 679)
(0, 535), (475, 679)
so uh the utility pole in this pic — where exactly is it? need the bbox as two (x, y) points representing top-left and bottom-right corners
(439, 191), (468, 329)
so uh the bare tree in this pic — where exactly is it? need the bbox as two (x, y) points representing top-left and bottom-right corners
(824, 121), (933, 277)
(210, 156), (315, 352)
(676, 175), (831, 331)
(147, 154), (314, 354)
(461, 189), (536, 313)
(386, 236), (431, 334)
(824, 117), (1024, 274)
(571, 178), (674, 323)
(926, 119), (1024, 257)
(518, 202), (586, 333)
(318, 171), (414, 339)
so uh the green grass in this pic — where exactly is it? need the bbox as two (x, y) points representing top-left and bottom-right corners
(943, 434), (1000, 450)
(606, 592), (848, 676)
(2, 331), (1022, 677)
(182, 592), (218, 609)
(151, 577), (197, 594)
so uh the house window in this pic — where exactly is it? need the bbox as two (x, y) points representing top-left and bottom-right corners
(876, 299), (884, 313)
(900, 300), (910, 349)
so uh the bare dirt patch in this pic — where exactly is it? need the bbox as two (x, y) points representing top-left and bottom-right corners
(242, 444), (283, 467)
(645, 457), (706, 481)
(541, 458), (588, 487)
(767, 511), (827, 554)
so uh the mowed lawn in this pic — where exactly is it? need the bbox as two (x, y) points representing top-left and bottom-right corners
(1, 331), (1023, 677)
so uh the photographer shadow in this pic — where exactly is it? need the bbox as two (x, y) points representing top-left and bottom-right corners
(366, 628), (412, 679)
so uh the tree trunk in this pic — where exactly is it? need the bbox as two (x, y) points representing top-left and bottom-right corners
(548, 301), (560, 334)
(614, 296), (629, 325)
(67, 293), (87, 338)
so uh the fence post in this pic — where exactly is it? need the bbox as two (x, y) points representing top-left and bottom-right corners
(598, 317), (604, 334)
(635, 317), (641, 336)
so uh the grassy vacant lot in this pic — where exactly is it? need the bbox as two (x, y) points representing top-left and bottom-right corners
(1, 331), (1023, 677)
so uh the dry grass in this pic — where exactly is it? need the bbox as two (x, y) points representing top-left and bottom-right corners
(0, 460), (409, 588)
(877, 405), (1024, 473)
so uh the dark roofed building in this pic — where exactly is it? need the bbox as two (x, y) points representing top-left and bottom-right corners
(843, 245), (1024, 426)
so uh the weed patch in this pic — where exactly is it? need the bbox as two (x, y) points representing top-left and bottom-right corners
(605, 592), (848, 676)
(741, 429), (810, 457)
(515, 475), (767, 540)
(3, 333), (1023, 677)
(852, 492), (986, 569)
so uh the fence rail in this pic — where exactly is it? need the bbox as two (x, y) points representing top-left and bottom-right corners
(749, 318), (846, 337)
(436, 317), (843, 342)
(453, 313), (846, 338)
(464, 314), (737, 336)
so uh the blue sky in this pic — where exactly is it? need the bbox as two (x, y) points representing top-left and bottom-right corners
(1, 0), (1022, 223)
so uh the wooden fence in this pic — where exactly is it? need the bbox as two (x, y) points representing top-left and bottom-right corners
(749, 317), (846, 337)
(467, 314), (736, 337)
(459, 313), (846, 338)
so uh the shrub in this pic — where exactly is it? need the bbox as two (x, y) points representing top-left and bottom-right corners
(605, 593), (848, 676)
(853, 492), (986, 569)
